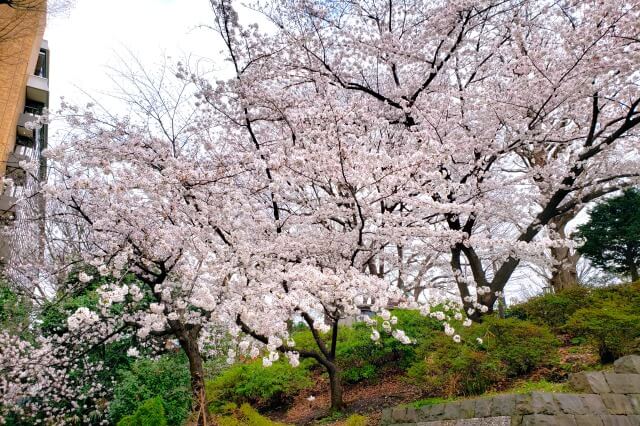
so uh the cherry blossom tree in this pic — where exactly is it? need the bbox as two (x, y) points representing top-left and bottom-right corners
(16, 52), (437, 419)
(215, 0), (640, 318)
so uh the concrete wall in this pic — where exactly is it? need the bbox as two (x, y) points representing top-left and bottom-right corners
(381, 355), (640, 426)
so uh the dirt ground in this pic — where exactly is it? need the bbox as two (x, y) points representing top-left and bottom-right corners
(268, 372), (422, 425)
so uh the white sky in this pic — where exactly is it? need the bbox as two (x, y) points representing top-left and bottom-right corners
(45, 0), (223, 112)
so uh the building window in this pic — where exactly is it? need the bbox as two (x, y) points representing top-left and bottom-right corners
(24, 100), (44, 116)
(34, 49), (48, 78)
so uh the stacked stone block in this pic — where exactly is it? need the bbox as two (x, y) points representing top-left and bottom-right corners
(381, 355), (640, 425)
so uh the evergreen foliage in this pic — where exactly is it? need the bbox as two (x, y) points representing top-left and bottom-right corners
(0, 280), (31, 338)
(109, 354), (192, 426)
(576, 188), (640, 281)
(116, 397), (168, 426)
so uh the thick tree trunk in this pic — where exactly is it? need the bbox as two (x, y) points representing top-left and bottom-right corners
(548, 209), (581, 292)
(178, 330), (207, 426)
(550, 245), (580, 292)
(327, 363), (345, 412)
(497, 295), (506, 319)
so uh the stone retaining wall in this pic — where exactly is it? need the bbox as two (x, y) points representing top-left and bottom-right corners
(380, 355), (640, 426)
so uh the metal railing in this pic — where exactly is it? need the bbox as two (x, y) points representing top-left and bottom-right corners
(24, 105), (44, 116)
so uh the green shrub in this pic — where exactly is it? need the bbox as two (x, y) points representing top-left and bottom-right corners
(213, 403), (289, 426)
(564, 302), (640, 363)
(117, 397), (168, 426)
(109, 354), (191, 426)
(345, 414), (368, 426)
(480, 317), (559, 376)
(342, 363), (376, 383)
(508, 282), (640, 333)
(206, 359), (313, 410)
(507, 287), (589, 330)
(407, 316), (558, 397)
(407, 334), (506, 397)
(238, 403), (288, 426)
(589, 281), (640, 307)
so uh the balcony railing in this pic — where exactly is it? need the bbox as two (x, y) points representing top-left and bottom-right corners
(24, 105), (44, 115)
(26, 75), (48, 105)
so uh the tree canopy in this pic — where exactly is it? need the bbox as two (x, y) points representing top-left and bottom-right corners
(577, 189), (640, 282)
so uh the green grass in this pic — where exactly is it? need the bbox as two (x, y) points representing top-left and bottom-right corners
(408, 397), (454, 408)
(492, 379), (568, 395)
(313, 411), (348, 424)
(410, 379), (569, 409)
(344, 414), (368, 426)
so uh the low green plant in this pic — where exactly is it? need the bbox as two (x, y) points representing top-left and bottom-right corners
(507, 287), (589, 330)
(316, 410), (347, 424)
(344, 414), (368, 426)
(109, 354), (191, 426)
(589, 281), (640, 307)
(213, 403), (290, 426)
(479, 316), (559, 376)
(407, 331), (506, 397)
(409, 396), (454, 409)
(206, 359), (313, 410)
(505, 379), (568, 394)
(407, 316), (558, 397)
(117, 397), (168, 426)
(564, 302), (640, 363)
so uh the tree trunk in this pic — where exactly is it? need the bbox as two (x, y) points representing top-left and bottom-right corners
(548, 211), (581, 291)
(326, 363), (345, 412)
(497, 295), (506, 319)
(178, 330), (207, 426)
(326, 317), (345, 412)
(550, 245), (580, 292)
(630, 262), (639, 282)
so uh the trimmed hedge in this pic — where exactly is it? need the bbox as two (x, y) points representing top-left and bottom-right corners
(565, 302), (640, 363)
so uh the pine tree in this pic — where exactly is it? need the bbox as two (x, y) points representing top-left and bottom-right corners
(576, 189), (640, 282)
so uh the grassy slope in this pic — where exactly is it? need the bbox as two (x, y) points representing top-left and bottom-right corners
(261, 282), (640, 425)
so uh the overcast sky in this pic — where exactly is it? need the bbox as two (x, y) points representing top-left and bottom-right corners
(45, 0), (223, 112)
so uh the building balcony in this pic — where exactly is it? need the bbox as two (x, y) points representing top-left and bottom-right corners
(16, 112), (42, 149)
(26, 75), (49, 105)
(4, 151), (29, 187)
(7, 151), (29, 169)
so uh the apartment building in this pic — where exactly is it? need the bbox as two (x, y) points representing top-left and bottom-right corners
(0, 1), (48, 266)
